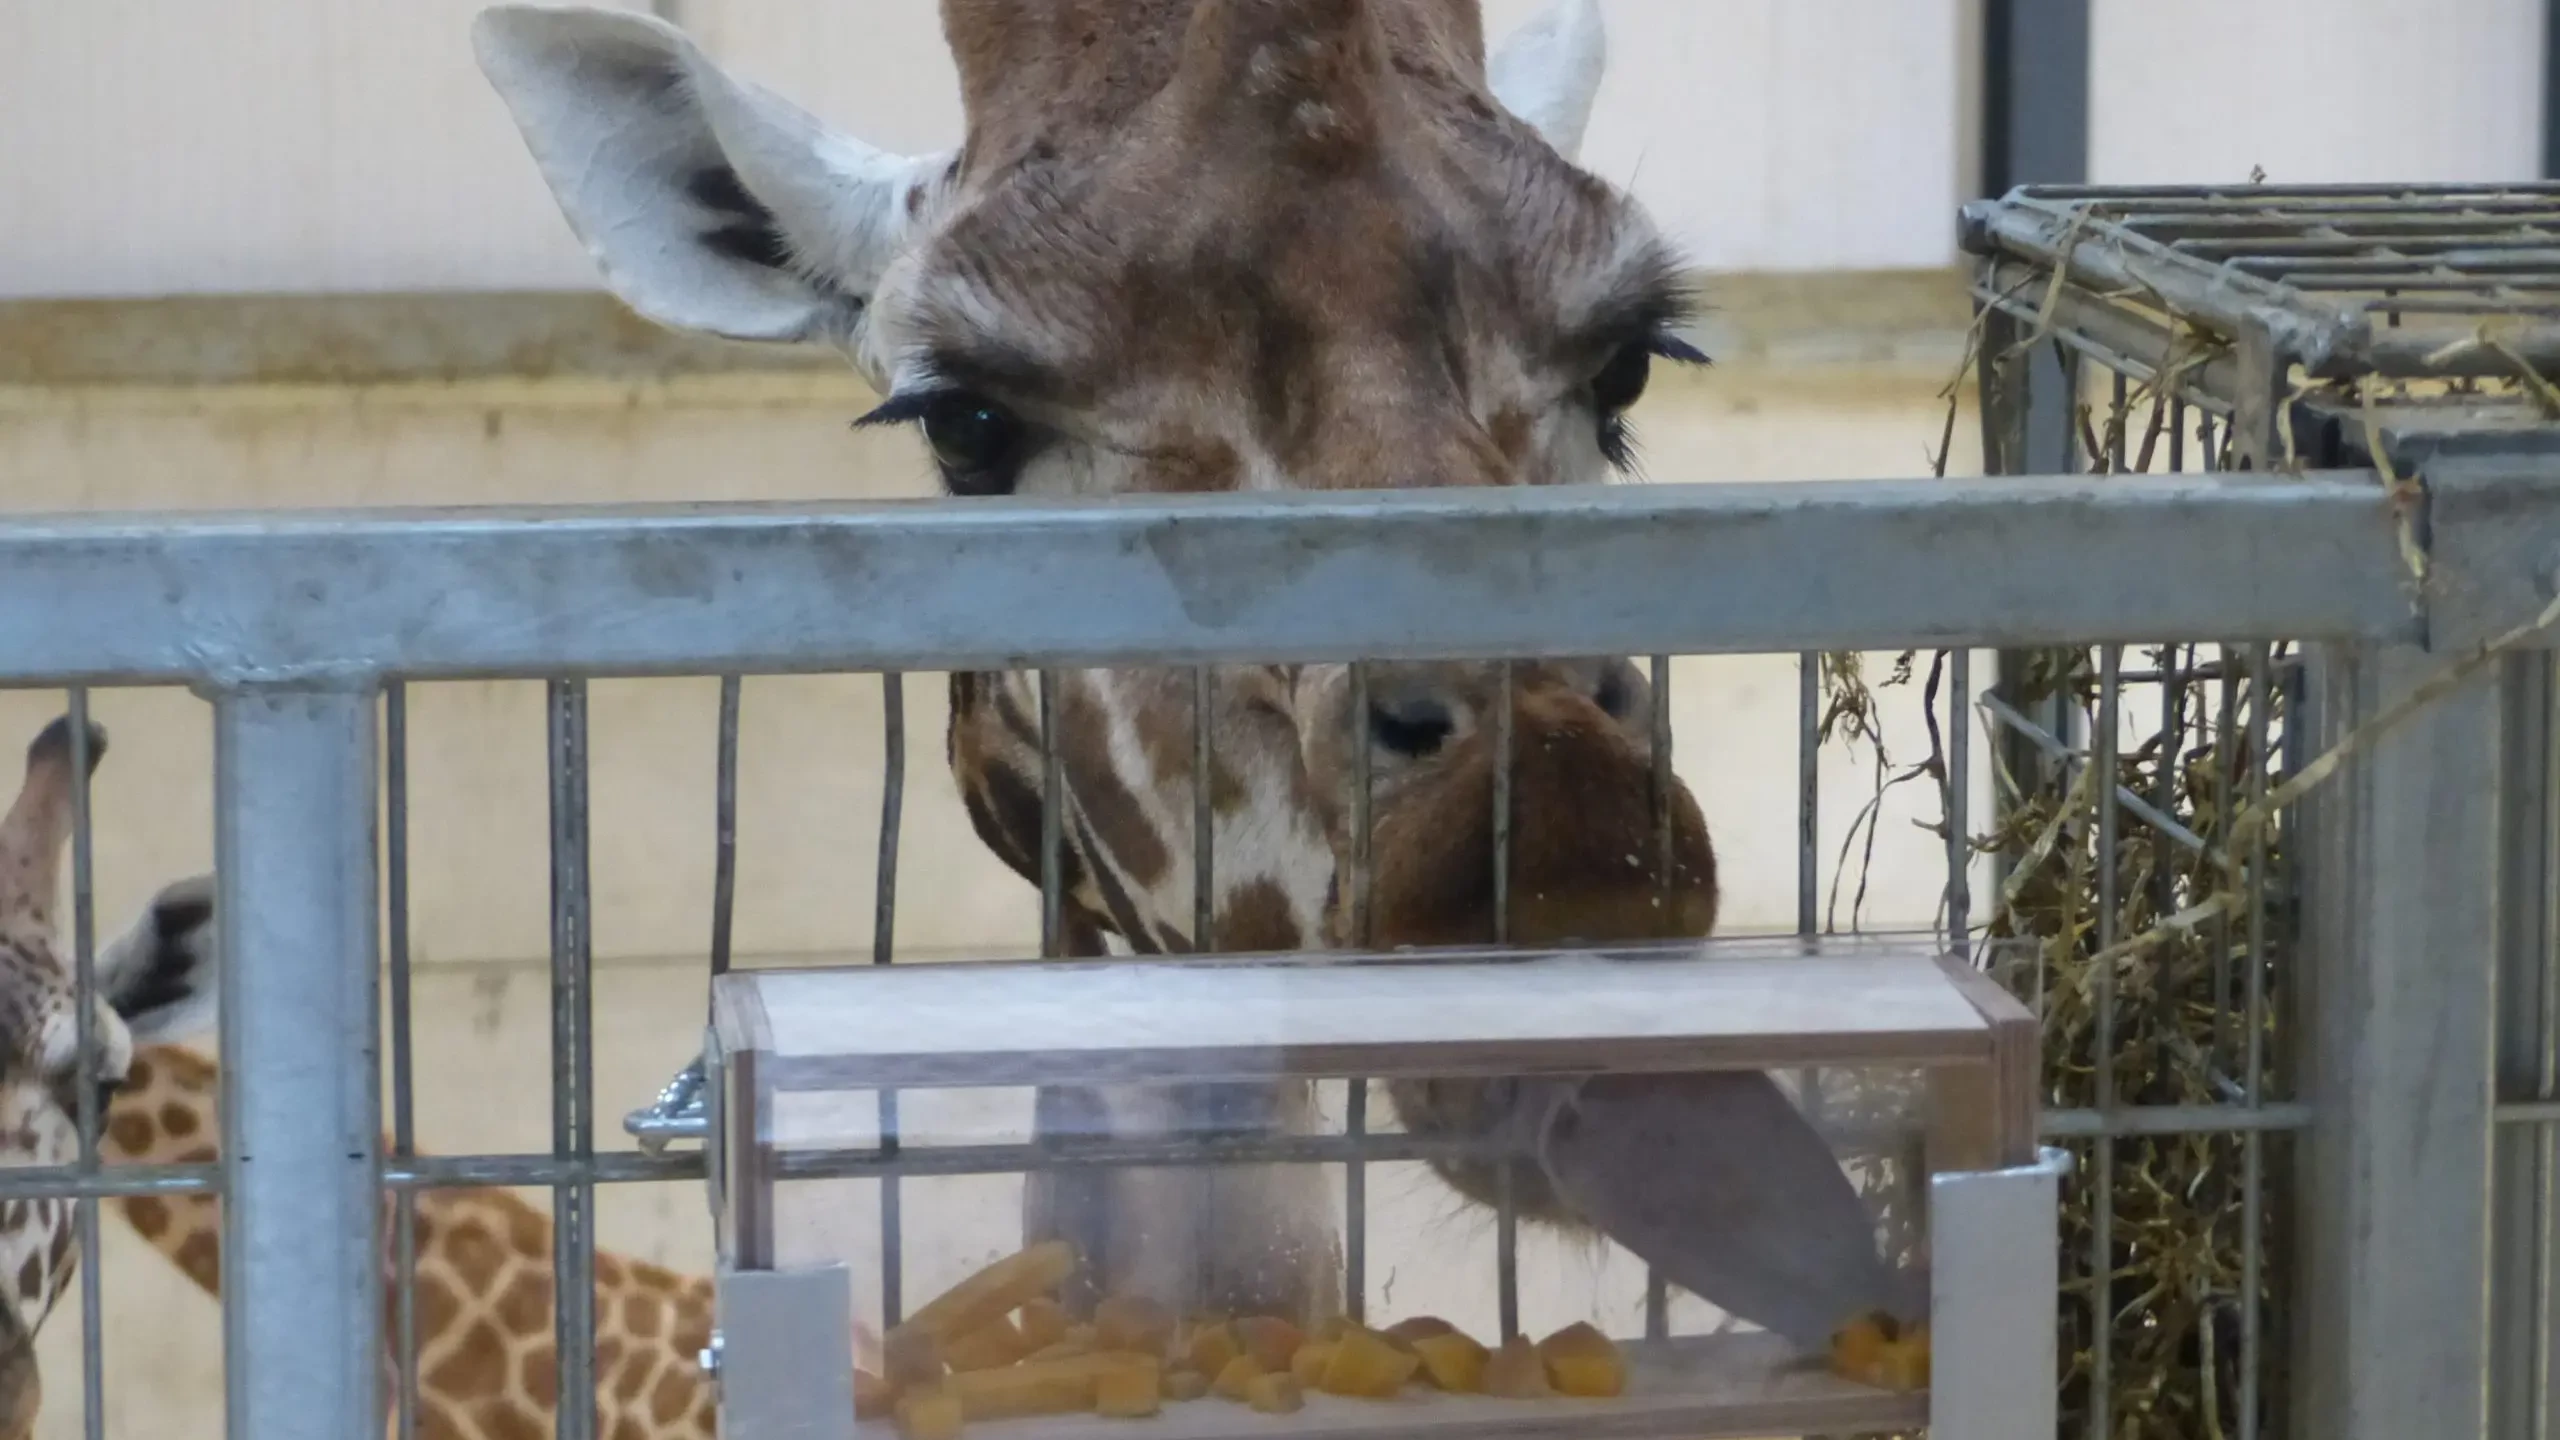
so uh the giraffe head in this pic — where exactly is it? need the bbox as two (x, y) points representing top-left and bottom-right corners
(0, 720), (220, 1435)
(473, 2), (1897, 1341)
(472, 0), (1712, 948)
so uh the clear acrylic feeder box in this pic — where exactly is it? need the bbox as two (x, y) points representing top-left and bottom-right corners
(703, 938), (2062, 1440)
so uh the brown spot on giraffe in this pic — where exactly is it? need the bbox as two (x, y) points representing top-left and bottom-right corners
(1215, 877), (1303, 951)
(418, 1271), (463, 1338)
(123, 1194), (168, 1242)
(522, 1340), (558, 1409)
(479, 1397), (545, 1440)
(611, 1348), (652, 1404)
(495, 1265), (553, 1334)
(651, 1367), (692, 1426)
(429, 1320), (513, 1400)
(108, 1112), (152, 1153)
(174, 1231), (219, 1291)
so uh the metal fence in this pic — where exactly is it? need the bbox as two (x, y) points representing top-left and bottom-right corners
(0, 181), (2553, 1440)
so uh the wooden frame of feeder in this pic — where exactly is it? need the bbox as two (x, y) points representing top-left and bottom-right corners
(703, 935), (2062, 1439)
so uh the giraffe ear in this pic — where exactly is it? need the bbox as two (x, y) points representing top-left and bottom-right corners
(1487, 0), (1606, 162)
(96, 874), (217, 1047)
(0, 716), (106, 927)
(472, 5), (952, 373)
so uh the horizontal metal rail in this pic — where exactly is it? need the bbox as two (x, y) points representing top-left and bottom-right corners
(0, 473), (2431, 684)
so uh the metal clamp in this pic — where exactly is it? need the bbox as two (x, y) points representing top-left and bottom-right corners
(623, 1054), (709, 1154)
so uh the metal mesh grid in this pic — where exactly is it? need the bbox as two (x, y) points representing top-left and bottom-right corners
(3, 182), (2553, 1440)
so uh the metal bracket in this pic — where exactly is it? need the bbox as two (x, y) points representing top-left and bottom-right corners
(1929, 1147), (2072, 1440)
(624, 1053), (709, 1154)
(715, 1265), (856, 1440)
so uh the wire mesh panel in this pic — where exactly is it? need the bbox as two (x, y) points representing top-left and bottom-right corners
(1964, 180), (2560, 1440)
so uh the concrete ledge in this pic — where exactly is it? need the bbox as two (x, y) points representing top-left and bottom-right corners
(0, 270), (1971, 389)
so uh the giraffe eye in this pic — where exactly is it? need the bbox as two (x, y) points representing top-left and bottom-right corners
(1589, 342), (1653, 415)
(919, 392), (1029, 496)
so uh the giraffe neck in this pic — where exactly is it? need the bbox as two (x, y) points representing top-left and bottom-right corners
(106, 1045), (720, 1439)
(947, 668), (1333, 959)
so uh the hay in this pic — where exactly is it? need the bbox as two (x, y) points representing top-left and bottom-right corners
(1815, 314), (2560, 1437)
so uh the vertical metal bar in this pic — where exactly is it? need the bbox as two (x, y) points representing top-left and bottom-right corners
(1491, 662), (1514, 945)
(2493, 654), (2549, 1440)
(2107, 372), (2127, 473)
(711, 676), (740, 978)
(1948, 650), (1974, 947)
(1490, 660), (1518, 1337)
(2242, 644), (2271, 1440)
(1193, 667), (1215, 949)
(2543, 0), (2560, 181)
(2214, 657), (2243, 1075)
(875, 672), (907, 1326)
(1645, 653), (1674, 1339)
(2157, 647), (2186, 924)
(1979, 0), (2090, 196)
(1345, 664), (1372, 1323)
(214, 685), (382, 1440)
(548, 680), (597, 1440)
(1349, 665), (1374, 945)
(2089, 646), (2121, 1440)
(1799, 655), (1820, 935)
(2536, 655), (2560, 1440)
(386, 683), (421, 1440)
(64, 691), (101, 1440)
(2291, 644), (2497, 1440)
(1038, 671), (1063, 959)
(2171, 397), (2187, 474)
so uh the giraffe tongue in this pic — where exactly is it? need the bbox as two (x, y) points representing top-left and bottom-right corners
(1533, 1070), (1909, 1352)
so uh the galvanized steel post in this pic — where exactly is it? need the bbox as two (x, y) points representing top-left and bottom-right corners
(2292, 646), (2499, 1440)
(214, 685), (383, 1440)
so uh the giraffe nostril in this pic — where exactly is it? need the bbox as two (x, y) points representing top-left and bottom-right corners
(1369, 696), (1454, 759)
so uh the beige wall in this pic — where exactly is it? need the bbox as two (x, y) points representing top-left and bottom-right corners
(9, 0), (2543, 301)
(1, 357), (1981, 1436)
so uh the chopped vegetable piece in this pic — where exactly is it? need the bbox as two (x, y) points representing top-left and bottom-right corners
(1186, 1322), (1242, 1378)
(1247, 1373), (1307, 1414)
(1876, 1324), (1931, 1391)
(1096, 1295), (1178, 1358)
(1213, 1354), (1265, 1402)
(1537, 1322), (1625, 1398)
(1829, 1311), (1895, 1387)
(1482, 1336), (1553, 1399)
(1162, 1368), (1211, 1402)
(1319, 1326), (1420, 1398)
(1016, 1297), (1072, 1350)
(1096, 1356), (1165, 1418)
(854, 1368), (896, 1421)
(903, 1241), (1078, 1345)
(882, 1326), (945, 1388)
(1381, 1316), (1457, 1353)
(894, 1388), (963, 1440)
(943, 1316), (1030, 1372)
(1289, 1342), (1336, 1388)
(1234, 1316), (1305, 1372)
(946, 1355), (1117, 1421)
(1411, 1332), (1489, 1393)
